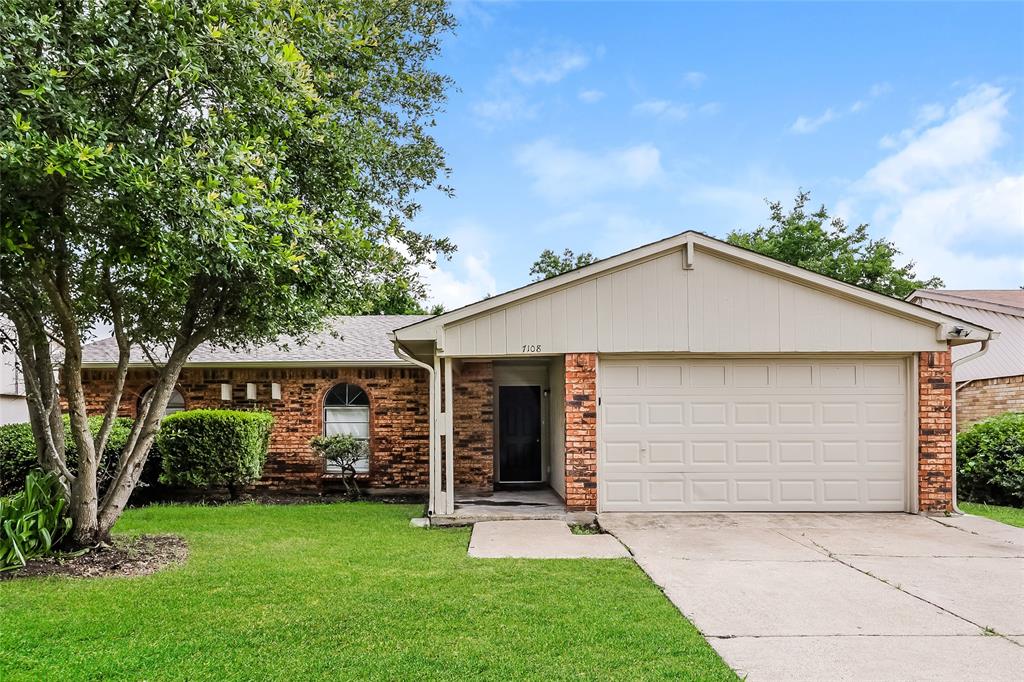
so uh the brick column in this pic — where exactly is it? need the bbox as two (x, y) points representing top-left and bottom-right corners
(918, 350), (953, 512)
(564, 353), (598, 511)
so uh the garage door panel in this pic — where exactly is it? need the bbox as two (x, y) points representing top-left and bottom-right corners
(598, 358), (908, 512)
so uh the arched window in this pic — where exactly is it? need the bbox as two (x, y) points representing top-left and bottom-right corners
(324, 383), (370, 472)
(139, 387), (186, 417)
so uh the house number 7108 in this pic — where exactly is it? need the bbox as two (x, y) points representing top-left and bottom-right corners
(522, 344), (541, 353)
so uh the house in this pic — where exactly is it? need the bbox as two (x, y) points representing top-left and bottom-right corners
(908, 289), (1024, 430)
(0, 317), (30, 425)
(79, 232), (992, 517)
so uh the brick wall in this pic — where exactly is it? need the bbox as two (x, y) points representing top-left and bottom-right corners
(918, 350), (953, 513)
(564, 353), (597, 511)
(956, 374), (1024, 430)
(452, 361), (494, 491)
(80, 365), (431, 493)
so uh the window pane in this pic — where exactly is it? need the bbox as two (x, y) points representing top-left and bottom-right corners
(324, 422), (369, 438)
(325, 406), (369, 423)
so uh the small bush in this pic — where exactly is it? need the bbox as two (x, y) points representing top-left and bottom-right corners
(0, 416), (134, 496)
(310, 434), (368, 495)
(0, 471), (72, 572)
(157, 410), (273, 499)
(957, 412), (1024, 506)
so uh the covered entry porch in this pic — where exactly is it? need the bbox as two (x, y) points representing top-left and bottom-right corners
(389, 341), (597, 521)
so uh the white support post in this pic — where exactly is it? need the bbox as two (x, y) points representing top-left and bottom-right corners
(443, 357), (455, 516)
(431, 354), (443, 515)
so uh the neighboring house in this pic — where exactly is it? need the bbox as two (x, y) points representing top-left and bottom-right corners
(909, 289), (1024, 430)
(79, 232), (991, 517)
(0, 317), (29, 425)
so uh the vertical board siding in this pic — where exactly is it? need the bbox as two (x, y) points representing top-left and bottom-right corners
(442, 249), (942, 356)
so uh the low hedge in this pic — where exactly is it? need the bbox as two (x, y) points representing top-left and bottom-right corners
(157, 409), (273, 498)
(957, 412), (1024, 507)
(0, 416), (134, 496)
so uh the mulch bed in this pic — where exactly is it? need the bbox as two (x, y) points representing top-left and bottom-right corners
(1, 534), (187, 581)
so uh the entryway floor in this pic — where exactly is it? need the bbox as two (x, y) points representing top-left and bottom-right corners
(599, 512), (1024, 681)
(468, 520), (630, 559)
(430, 488), (567, 526)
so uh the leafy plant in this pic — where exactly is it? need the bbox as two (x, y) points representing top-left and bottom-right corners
(157, 410), (273, 499)
(530, 248), (597, 281)
(957, 412), (1024, 506)
(1, 471), (72, 572)
(310, 434), (368, 495)
(0, 417), (135, 496)
(726, 190), (942, 298)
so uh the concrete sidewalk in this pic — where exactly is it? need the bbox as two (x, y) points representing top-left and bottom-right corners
(468, 520), (630, 559)
(600, 512), (1024, 681)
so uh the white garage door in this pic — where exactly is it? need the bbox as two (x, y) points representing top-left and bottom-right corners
(599, 358), (909, 512)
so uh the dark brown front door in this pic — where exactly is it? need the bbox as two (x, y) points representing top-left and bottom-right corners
(498, 385), (542, 482)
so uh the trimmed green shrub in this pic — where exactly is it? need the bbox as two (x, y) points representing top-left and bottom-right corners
(157, 410), (273, 499)
(958, 412), (1024, 506)
(1, 471), (72, 572)
(0, 416), (134, 496)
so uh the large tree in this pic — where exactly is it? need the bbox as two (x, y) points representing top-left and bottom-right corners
(529, 248), (596, 281)
(0, 0), (455, 544)
(726, 191), (942, 298)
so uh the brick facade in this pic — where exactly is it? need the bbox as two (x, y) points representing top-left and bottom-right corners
(564, 353), (598, 511)
(955, 374), (1024, 430)
(918, 350), (954, 513)
(452, 361), (494, 491)
(80, 366), (432, 493)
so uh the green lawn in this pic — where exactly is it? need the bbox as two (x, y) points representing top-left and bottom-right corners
(0, 503), (734, 681)
(961, 502), (1024, 528)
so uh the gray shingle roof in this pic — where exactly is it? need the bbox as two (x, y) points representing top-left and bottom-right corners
(80, 315), (429, 366)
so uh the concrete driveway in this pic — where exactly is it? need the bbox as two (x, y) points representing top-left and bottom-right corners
(599, 512), (1024, 681)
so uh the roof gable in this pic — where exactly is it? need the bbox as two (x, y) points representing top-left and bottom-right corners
(395, 232), (991, 355)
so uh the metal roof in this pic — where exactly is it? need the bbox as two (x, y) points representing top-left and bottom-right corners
(911, 291), (1024, 382)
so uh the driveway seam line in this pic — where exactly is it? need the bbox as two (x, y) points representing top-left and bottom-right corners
(804, 536), (1022, 647)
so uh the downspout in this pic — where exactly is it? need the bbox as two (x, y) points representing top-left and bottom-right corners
(950, 340), (990, 515)
(392, 340), (436, 516)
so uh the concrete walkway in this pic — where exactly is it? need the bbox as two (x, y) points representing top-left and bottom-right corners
(468, 520), (630, 559)
(600, 512), (1024, 681)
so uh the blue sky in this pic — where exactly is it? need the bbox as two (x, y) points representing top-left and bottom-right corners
(408, 1), (1024, 309)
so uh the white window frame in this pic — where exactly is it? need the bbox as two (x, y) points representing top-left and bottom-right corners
(323, 384), (370, 473)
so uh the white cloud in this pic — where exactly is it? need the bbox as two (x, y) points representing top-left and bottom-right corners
(578, 88), (605, 103)
(790, 108), (837, 134)
(409, 222), (497, 309)
(472, 44), (594, 126)
(884, 177), (1024, 287)
(420, 252), (497, 310)
(849, 100), (866, 113)
(471, 94), (538, 124)
(682, 71), (707, 88)
(516, 139), (664, 202)
(879, 102), (947, 149)
(846, 84), (1023, 288)
(864, 84), (1009, 194)
(633, 99), (691, 121)
(507, 46), (589, 85)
